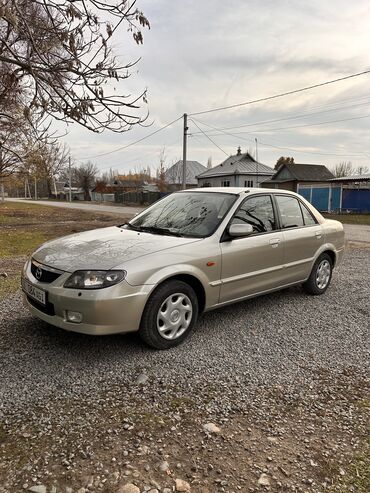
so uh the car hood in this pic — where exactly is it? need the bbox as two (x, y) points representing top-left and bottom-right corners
(32, 226), (201, 272)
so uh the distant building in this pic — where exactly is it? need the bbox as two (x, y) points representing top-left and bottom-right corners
(261, 163), (337, 211)
(329, 173), (370, 213)
(51, 181), (85, 200)
(197, 148), (273, 188)
(261, 163), (334, 192)
(165, 160), (207, 190)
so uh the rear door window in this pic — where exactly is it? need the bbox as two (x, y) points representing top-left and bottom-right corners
(276, 195), (304, 229)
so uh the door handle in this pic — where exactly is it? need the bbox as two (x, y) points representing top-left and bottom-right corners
(269, 238), (280, 246)
(315, 231), (322, 239)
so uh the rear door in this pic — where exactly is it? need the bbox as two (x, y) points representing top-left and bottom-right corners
(219, 194), (285, 303)
(274, 194), (324, 284)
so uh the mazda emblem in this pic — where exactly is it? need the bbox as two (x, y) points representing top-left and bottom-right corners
(35, 267), (42, 280)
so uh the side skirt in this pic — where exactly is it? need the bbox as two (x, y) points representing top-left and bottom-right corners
(205, 279), (307, 311)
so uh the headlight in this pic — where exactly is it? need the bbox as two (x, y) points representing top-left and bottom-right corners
(64, 270), (126, 289)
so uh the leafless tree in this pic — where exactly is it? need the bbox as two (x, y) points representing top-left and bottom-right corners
(0, 0), (150, 135)
(355, 165), (369, 175)
(29, 141), (70, 195)
(156, 147), (166, 191)
(333, 161), (353, 178)
(75, 161), (98, 200)
(100, 167), (118, 185)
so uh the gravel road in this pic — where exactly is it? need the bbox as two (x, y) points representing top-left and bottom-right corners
(0, 241), (369, 491)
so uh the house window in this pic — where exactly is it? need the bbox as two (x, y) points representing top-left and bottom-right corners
(221, 180), (230, 187)
(202, 182), (211, 188)
(244, 180), (254, 187)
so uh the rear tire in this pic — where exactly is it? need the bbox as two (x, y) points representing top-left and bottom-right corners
(139, 280), (199, 349)
(303, 253), (333, 295)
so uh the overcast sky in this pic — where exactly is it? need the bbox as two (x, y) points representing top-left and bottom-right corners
(62, 0), (370, 175)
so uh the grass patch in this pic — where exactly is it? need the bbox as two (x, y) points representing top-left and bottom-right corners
(0, 229), (48, 257)
(0, 200), (52, 211)
(329, 398), (370, 492)
(331, 442), (370, 492)
(323, 213), (370, 225)
(0, 274), (21, 300)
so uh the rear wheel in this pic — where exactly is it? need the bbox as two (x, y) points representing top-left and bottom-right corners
(139, 280), (198, 349)
(303, 253), (333, 295)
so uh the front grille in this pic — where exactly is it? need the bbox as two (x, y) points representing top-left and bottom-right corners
(27, 295), (55, 316)
(31, 261), (62, 284)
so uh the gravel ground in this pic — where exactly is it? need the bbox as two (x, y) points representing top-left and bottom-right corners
(0, 247), (369, 492)
(1, 248), (369, 412)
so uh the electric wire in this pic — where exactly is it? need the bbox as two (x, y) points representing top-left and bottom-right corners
(193, 113), (370, 138)
(191, 117), (369, 159)
(189, 70), (370, 116)
(76, 116), (182, 160)
(190, 98), (370, 135)
(189, 118), (229, 156)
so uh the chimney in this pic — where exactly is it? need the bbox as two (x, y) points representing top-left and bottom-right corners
(236, 146), (241, 156)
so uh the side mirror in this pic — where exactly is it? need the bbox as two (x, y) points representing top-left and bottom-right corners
(228, 223), (254, 237)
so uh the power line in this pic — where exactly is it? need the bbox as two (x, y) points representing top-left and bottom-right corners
(193, 113), (370, 138)
(98, 136), (183, 171)
(189, 118), (229, 156)
(189, 70), (370, 116)
(76, 116), (182, 161)
(190, 97), (370, 135)
(191, 117), (369, 160)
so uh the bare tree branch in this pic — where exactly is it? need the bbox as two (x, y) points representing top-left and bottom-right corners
(0, 0), (150, 134)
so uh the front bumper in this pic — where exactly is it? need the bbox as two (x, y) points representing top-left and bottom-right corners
(22, 260), (152, 335)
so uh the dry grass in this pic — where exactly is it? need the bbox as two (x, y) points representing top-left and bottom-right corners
(323, 213), (370, 225)
(0, 201), (133, 300)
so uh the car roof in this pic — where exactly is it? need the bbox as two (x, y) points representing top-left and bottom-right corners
(178, 187), (298, 196)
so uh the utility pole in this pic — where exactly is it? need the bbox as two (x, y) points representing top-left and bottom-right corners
(255, 137), (259, 188)
(68, 156), (72, 202)
(34, 176), (37, 200)
(182, 113), (188, 190)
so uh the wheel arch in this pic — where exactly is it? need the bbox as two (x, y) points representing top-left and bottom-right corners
(322, 249), (336, 267)
(146, 273), (206, 315)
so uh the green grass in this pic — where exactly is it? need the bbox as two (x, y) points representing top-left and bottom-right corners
(0, 274), (20, 301)
(329, 399), (370, 493)
(0, 200), (52, 211)
(0, 229), (48, 257)
(323, 213), (370, 225)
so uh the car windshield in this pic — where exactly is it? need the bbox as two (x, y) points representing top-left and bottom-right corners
(127, 191), (237, 238)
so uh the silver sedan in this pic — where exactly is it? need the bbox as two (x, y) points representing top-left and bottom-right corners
(22, 188), (345, 349)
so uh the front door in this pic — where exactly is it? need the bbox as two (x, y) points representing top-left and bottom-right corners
(220, 194), (285, 303)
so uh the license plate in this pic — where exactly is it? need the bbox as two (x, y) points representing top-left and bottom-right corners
(22, 278), (46, 306)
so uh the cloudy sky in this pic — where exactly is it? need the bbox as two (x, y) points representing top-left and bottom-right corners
(63, 0), (370, 175)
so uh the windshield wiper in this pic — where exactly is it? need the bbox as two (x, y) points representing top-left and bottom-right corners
(118, 222), (142, 231)
(137, 226), (185, 237)
(119, 223), (186, 237)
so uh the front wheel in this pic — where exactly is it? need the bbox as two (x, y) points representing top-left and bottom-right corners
(302, 253), (333, 295)
(139, 280), (199, 349)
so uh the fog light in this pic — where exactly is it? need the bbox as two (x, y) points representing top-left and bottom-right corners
(66, 311), (83, 323)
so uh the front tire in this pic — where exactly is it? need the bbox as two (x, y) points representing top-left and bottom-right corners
(303, 253), (333, 295)
(139, 280), (199, 349)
